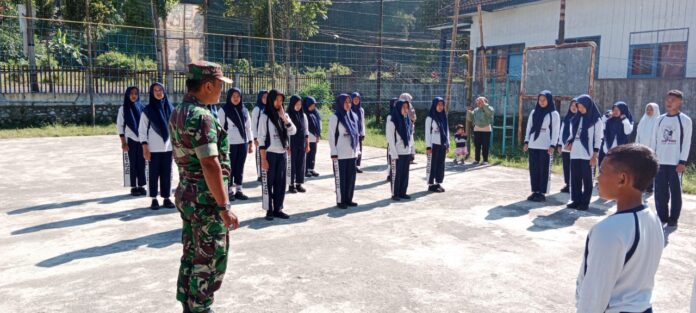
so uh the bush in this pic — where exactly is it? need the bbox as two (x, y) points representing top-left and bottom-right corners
(94, 51), (157, 81)
(328, 63), (352, 76)
(303, 66), (327, 80)
(368, 71), (394, 80)
(299, 80), (333, 108)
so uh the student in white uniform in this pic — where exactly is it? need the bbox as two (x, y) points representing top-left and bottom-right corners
(524, 90), (560, 202)
(602, 101), (634, 165)
(303, 96), (321, 177)
(425, 97), (449, 193)
(350, 92), (367, 173)
(287, 95), (310, 193)
(385, 97), (398, 182)
(557, 99), (578, 193)
(218, 87), (253, 201)
(138, 83), (175, 209)
(329, 94), (361, 209)
(258, 89), (297, 221)
(576, 143), (663, 313)
(635, 103), (660, 193)
(117, 86), (147, 196)
(399, 93), (417, 164)
(387, 100), (414, 201)
(566, 94), (604, 211)
(652, 89), (692, 228)
(251, 89), (268, 182)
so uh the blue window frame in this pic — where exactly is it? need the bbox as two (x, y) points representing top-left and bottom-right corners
(627, 28), (689, 78)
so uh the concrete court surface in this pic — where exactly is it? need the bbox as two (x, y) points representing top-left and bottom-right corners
(0, 135), (695, 313)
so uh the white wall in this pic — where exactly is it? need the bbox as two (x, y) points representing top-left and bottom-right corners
(469, 0), (696, 79)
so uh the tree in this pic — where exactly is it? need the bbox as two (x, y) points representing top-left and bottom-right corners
(394, 10), (416, 39)
(61, 0), (124, 38)
(415, 0), (449, 30)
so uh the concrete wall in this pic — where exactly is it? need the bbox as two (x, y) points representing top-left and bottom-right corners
(469, 0), (696, 79)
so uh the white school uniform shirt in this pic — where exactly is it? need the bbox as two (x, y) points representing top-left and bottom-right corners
(358, 107), (366, 137)
(602, 118), (634, 153)
(576, 205), (664, 313)
(328, 115), (359, 160)
(116, 106), (139, 142)
(652, 113), (693, 166)
(569, 118), (604, 160)
(524, 110), (561, 150)
(257, 113), (297, 154)
(425, 116), (449, 148)
(251, 106), (263, 140)
(386, 115), (413, 158)
(138, 113), (172, 152)
(217, 106), (253, 145)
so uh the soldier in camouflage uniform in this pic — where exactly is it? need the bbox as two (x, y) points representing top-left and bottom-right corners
(169, 61), (240, 313)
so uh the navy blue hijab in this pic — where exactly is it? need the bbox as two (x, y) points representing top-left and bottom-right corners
(303, 96), (321, 137)
(530, 90), (557, 141)
(143, 83), (173, 141)
(350, 92), (363, 134)
(265, 89), (288, 148)
(561, 99), (577, 145)
(571, 94), (602, 154)
(287, 95), (305, 136)
(222, 87), (248, 139)
(255, 89), (268, 111)
(392, 100), (412, 148)
(122, 86), (144, 136)
(335, 94), (359, 149)
(428, 97), (449, 148)
(604, 101), (634, 148)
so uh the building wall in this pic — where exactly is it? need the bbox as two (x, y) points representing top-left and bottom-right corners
(469, 0), (696, 79)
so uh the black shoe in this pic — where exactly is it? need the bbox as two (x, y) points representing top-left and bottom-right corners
(453, 159), (458, 165)
(356, 168), (364, 173)
(228, 191), (236, 201)
(257, 177), (262, 182)
(138, 187), (147, 196)
(288, 185), (297, 193)
(347, 202), (358, 207)
(265, 211), (274, 221)
(163, 198), (176, 209)
(305, 172), (313, 178)
(391, 196), (401, 201)
(428, 185), (439, 192)
(527, 193), (538, 201)
(337, 203), (348, 209)
(436, 184), (445, 193)
(646, 188), (654, 193)
(577, 204), (589, 211)
(130, 188), (138, 196)
(150, 199), (160, 210)
(667, 220), (678, 228)
(400, 194), (412, 200)
(566, 202), (580, 209)
(536, 193), (546, 202)
(311, 170), (320, 177)
(386, 175), (392, 182)
(472, 161), (480, 165)
(273, 211), (290, 219)
(560, 186), (570, 193)
(296, 184), (306, 193)
(235, 191), (249, 200)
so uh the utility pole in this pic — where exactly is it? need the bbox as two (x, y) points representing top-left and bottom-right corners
(151, 0), (164, 82)
(444, 0), (461, 113)
(24, 0), (39, 92)
(376, 0), (384, 124)
(557, 0), (566, 44)
(267, 0), (276, 88)
(85, 0), (96, 126)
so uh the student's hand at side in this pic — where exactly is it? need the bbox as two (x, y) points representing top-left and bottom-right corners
(121, 142), (129, 152)
(331, 156), (337, 161)
(287, 148), (291, 156)
(254, 139), (259, 147)
(316, 136), (321, 143)
(305, 144), (311, 154)
(142, 145), (151, 161)
(247, 144), (253, 154)
(547, 147), (554, 156)
(426, 148), (432, 155)
(565, 143), (572, 151)
(261, 159), (269, 171)
(590, 153), (598, 167)
(557, 146), (563, 154)
(677, 164), (686, 173)
(523, 144), (528, 152)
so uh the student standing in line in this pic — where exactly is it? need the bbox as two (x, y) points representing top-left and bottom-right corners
(303, 96), (322, 177)
(218, 87), (253, 201)
(258, 89), (297, 221)
(602, 102), (634, 164)
(386, 97), (399, 182)
(351, 92), (367, 173)
(652, 90), (692, 229)
(565, 94), (604, 211)
(287, 95), (310, 193)
(425, 97), (449, 193)
(139, 83), (175, 209)
(523, 90), (560, 202)
(117, 86), (147, 196)
(557, 99), (578, 193)
(466, 96), (494, 165)
(251, 89), (269, 182)
(329, 94), (360, 209)
(635, 103), (660, 193)
(575, 144), (663, 313)
(387, 100), (414, 201)
(399, 93), (417, 164)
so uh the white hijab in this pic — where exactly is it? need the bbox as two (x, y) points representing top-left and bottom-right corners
(636, 102), (660, 146)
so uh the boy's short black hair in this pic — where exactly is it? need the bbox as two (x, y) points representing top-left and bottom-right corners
(604, 143), (659, 191)
(455, 124), (465, 130)
(667, 89), (683, 99)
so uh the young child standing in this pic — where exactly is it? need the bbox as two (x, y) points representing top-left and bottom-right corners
(453, 125), (468, 164)
(566, 94), (604, 211)
(576, 144), (664, 313)
(524, 90), (560, 202)
(652, 89), (692, 228)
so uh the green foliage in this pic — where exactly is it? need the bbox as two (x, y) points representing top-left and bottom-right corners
(328, 62), (352, 76)
(394, 10), (416, 39)
(368, 71), (394, 80)
(94, 51), (156, 80)
(303, 66), (327, 79)
(61, 0), (124, 38)
(232, 58), (250, 73)
(224, 0), (330, 40)
(299, 80), (333, 108)
(415, 0), (450, 30)
(47, 29), (84, 66)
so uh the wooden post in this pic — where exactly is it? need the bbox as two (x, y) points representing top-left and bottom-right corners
(151, 0), (164, 83)
(24, 0), (39, 92)
(444, 0), (461, 113)
(557, 0), (566, 44)
(85, 0), (96, 126)
(267, 0), (276, 88)
(376, 0), (384, 124)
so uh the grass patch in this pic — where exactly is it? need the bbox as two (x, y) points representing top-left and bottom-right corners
(0, 124), (116, 139)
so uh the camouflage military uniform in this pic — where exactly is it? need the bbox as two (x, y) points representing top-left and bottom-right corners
(169, 94), (231, 313)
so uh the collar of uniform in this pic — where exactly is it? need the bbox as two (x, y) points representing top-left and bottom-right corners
(613, 204), (647, 215)
(183, 94), (206, 108)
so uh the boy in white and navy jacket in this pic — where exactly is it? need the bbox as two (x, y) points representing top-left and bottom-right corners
(576, 144), (663, 313)
(651, 89), (692, 228)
